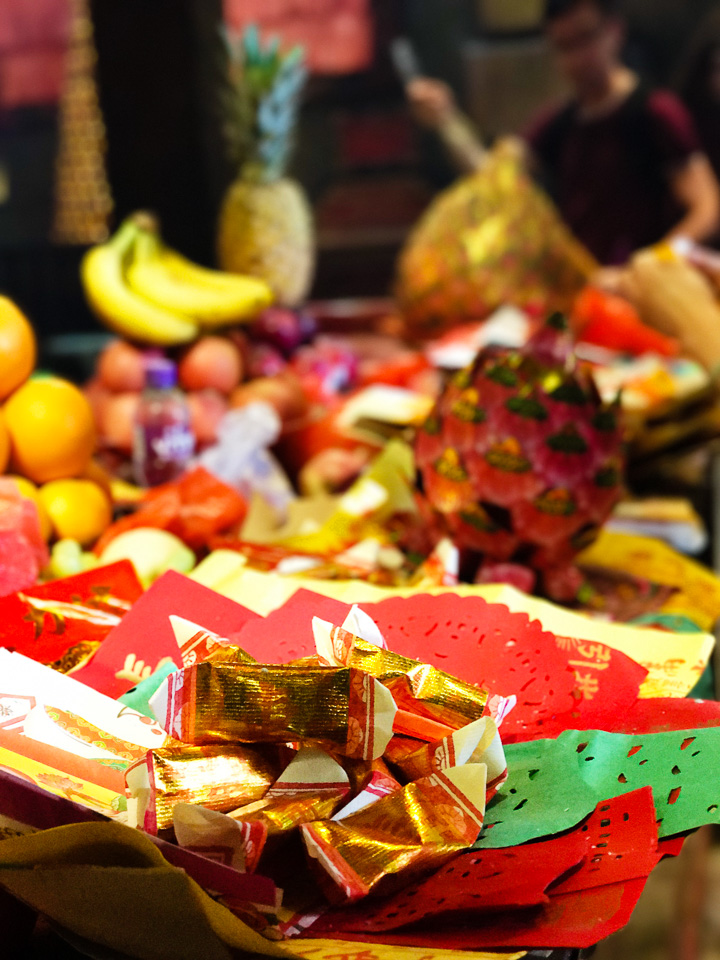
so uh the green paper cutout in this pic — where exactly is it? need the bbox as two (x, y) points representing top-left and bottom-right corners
(119, 661), (177, 718)
(477, 727), (720, 849)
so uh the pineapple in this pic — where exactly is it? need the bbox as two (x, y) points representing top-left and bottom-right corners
(218, 25), (314, 307)
(415, 314), (625, 600)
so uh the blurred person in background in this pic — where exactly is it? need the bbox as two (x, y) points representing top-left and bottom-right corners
(407, 0), (720, 266)
(676, 8), (720, 188)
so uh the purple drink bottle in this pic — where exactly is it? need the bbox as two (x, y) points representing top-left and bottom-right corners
(133, 356), (195, 487)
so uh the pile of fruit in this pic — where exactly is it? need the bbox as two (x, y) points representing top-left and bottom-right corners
(0, 297), (113, 596)
(87, 334), (247, 457)
(5, 20), (713, 610)
(80, 202), (393, 467)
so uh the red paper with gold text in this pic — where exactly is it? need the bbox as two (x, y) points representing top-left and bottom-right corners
(72, 571), (258, 698)
(0, 561), (142, 667)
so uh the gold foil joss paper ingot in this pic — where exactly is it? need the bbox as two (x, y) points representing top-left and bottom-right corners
(229, 747), (351, 836)
(313, 619), (488, 731)
(394, 716), (507, 798)
(150, 662), (396, 760)
(126, 742), (279, 832)
(302, 763), (488, 902)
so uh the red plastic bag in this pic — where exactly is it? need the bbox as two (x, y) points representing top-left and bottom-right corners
(572, 286), (679, 357)
(95, 467), (247, 554)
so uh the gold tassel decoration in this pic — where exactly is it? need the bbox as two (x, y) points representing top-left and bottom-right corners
(51, 0), (113, 245)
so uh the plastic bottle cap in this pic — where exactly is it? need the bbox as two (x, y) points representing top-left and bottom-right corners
(144, 355), (177, 390)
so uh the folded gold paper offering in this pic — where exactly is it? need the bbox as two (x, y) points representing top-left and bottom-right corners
(331, 767), (402, 820)
(341, 755), (397, 797)
(313, 618), (488, 730)
(150, 661), (396, 761)
(127, 741), (279, 833)
(302, 762), (488, 902)
(229, 747), (350, 836)
(394, 716), (506, 795)
(172, 802), (268, 873)
(121, 610), (509, 929)
(384, 734), (427, 766)
(171, 615), (257, 667)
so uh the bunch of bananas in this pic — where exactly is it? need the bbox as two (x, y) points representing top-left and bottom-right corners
(81, 213), (273, 346)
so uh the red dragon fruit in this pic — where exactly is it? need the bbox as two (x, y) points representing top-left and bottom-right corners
(415, 313), (624, 600)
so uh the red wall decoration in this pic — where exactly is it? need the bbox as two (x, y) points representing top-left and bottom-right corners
(222, 0), (374, 74)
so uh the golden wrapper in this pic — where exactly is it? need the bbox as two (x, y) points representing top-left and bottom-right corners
(313, 619), (487, 730)
(126, 742), (278, 833)
(151, 662), (396, 761)
(332, 768), (402, 820)
(230, 788), (346, 837)
(383, 734), (426, 767)
(230, 746), (350, 837)
(394, 717), (507, 795)
(170, 615), (256, 667)
(341, 756), (395, 796)
(205, 644), (258, 666)
(302, 763), (487, 903)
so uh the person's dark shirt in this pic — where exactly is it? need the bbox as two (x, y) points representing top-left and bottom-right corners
(526, 89), (700, 265)
(688, 101), (720, 183)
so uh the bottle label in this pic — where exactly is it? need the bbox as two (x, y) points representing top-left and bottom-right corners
(134, 423), (195, 487)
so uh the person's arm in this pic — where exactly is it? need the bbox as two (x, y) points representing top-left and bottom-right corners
(667, 152), (720, 245)
(406, 77), (487, 173)
(645, 91), (720, 246)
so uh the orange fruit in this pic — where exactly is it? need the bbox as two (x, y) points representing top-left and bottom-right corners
(0, 409), (10, 473)
(39, 478), (112, 546)
(4, 376), (96, 484)
(5, 475), (53, 541)
(0, 296), (36, 400)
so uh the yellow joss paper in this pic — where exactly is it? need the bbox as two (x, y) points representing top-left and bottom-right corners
(578, 529), (720, 631)
(285, 944), (526, 960)
(0, 743), (122, 819)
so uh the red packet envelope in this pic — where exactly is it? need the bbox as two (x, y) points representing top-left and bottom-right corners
(236, 588), (352, 662)
(72, 571), (259, 699)
(0, 561), (142, 668)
